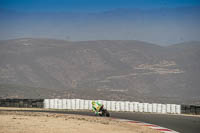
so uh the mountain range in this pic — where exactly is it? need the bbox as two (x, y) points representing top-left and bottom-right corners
(0, 38), (200, 105)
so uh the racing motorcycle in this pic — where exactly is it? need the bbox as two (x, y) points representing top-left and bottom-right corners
(99, 106), (110, 117)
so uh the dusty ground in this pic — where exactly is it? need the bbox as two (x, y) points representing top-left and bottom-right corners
(0, 108), (160, 133)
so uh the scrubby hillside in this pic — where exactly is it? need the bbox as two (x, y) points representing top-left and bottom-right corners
(0, 38), (199, 104)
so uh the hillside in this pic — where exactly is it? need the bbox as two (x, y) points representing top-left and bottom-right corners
(0, 39), (200, 105)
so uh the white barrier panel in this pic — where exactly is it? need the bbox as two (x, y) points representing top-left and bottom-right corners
(106, 101), (111, 111)
(84, 100), (89, 110)
(120, 102), (125, 111)
(166, 104), (171, 113)
(152, 103), (157, 113)
(111, 101), (116, 111)
(71, 99), (76, 110)
(88, 100), (93, 110)
(161, 104), (166, 114)
(171, 104), (176, 114)
(79, 99), (84, 110)
(75, 99), (80, 110)
(102, 100), (107, 109)
(45, 99), (181, 115)
(175, 105), (181, 114)
(54, 99), (58, 109)
(44, 99), (50, 109)
(133, 102), (139, 112)
(129, 102), (134, 112)
(49, 99), (54, 109)
(147, 104), (153, 113)
(115, 102), (120, 111)
(62, 99), (67, 109)
(125, 102), (130, 112)
(138, 103), (143, 112)
(58, 99), (62, 109)
(66, 99), (71, 109)
(157, 104), (162, 113)
(143, 103), (148, 112)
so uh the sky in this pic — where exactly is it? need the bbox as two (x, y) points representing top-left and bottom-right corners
(0, 0), (199, 45)
(0, 0), (200, 12)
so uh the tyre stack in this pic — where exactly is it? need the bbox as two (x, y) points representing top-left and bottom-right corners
(0, 99), (44, 108)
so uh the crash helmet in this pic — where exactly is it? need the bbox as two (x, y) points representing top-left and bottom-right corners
(92, 101), (95, 105)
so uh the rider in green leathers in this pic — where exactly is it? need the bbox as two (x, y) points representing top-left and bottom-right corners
(92, 101), (103, 115)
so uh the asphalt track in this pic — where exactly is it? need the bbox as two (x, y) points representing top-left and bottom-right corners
(1, 109), (200, 133)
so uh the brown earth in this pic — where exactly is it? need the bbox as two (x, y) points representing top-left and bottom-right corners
(0, 110), (160, 133)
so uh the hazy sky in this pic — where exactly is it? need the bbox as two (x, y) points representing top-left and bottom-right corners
(1, 0), (200, 12)
(0, 0), (199, 45)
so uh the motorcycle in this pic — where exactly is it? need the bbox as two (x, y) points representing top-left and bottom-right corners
(99, 107), (110, 117)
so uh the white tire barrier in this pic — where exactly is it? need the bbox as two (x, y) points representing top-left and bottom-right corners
(176, 105), (181, 114)
(84, 100), (89, 110)
(79, 99), (84, 110)
(129, 102), (134, 112)
(152, 103), (157, 113)
(138, 103), (143, 112)
(147, 104), (153, 113)
(54, 99), (58, 109)
(67, 99), (71, 109)
(71, 99), (76, 110)
(143, 103), (148, 112)
(161, 104), (166, 114)
(133, 102), (139, 112)
(62, 99), (67, 109)
(88, 100), (93, 110)
(58, 99), (62, 109)
(111, 101), (116, 111)
(115, 101), (120, 111)
(157, 104), (162, 113)
(106, 101), (111, 110)
(171, 104), (176, 114)
(75, 99), (80, 110)
(43, 99), (181, 114)
(166, 104), (171, 113)
(125, 101), (130, 112)
(120, 101), (125, 111)
(49, 99), (54, 109)
(44, 99), (50, 109)
(102, 100), (107, 108)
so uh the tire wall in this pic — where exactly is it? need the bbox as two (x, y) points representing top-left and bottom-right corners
(1, 99), (199, 115)
(44, 99), (182, 114)
(0, 99), (44, 108)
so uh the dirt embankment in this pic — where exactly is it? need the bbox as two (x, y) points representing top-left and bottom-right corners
(0, 109), (160, 133)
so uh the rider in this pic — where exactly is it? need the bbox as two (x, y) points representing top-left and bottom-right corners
(92, 101), (104, 115)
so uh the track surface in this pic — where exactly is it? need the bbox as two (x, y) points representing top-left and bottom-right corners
(1, 109), (200, 133)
